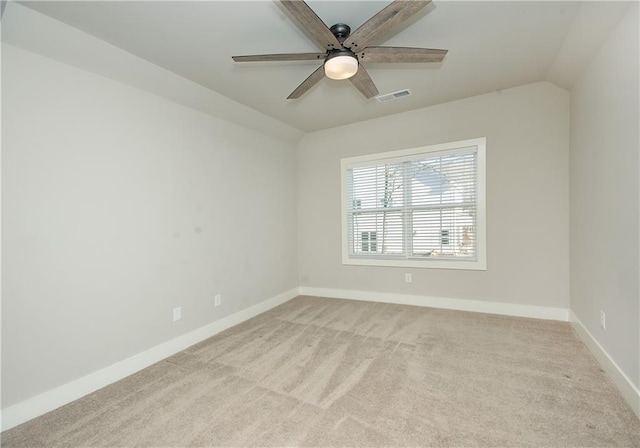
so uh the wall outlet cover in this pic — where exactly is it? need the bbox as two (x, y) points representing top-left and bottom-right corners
(405, 273), (412, 283)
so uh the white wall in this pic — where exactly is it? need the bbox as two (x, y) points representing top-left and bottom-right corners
(569, 2), (639, 391)
(1, 41), (298, 409)
(297, 81), (570, 311)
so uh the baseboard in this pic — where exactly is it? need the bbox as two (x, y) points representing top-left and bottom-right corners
(298, 287), (569, 321)
(0, 287), (299, 432)
(569, 311), (640, 418)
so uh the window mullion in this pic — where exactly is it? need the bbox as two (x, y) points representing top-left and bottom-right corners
(403, 161), (413, 259)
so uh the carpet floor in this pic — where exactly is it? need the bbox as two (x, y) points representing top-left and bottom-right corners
(2, 295), (640, 447)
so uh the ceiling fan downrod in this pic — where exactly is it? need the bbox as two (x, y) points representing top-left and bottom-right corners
(329, 23), (351, 44)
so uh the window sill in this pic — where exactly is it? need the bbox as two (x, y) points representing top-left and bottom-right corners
(342, 256), (486, 271)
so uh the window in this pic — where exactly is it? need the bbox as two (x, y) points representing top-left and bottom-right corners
(341, 138), (486, 270)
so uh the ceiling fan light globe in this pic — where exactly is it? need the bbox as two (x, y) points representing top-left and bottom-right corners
(324, 55), (358, 80)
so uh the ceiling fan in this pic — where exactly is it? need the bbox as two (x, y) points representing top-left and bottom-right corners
(232, 0), (448, 100)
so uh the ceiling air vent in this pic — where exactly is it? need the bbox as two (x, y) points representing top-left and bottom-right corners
(375, 89), (412, 103)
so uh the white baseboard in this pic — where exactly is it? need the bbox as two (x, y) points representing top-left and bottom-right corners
(298, 287), (569, 321)
(0, 288), (299, 432)
(569, 311), (640, 418)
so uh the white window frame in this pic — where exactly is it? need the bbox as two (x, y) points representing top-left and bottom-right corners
(341, 137), (486, 270)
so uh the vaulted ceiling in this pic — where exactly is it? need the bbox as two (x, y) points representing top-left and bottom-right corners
(16, 1), (632, 133)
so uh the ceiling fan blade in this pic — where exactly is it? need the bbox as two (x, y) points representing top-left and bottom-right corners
(349, 65), (379, 99)
(280, 1), (342, 51)
(345, 0), (431, 51)
(358, 47), (447, 63)
(287, 65), (325, 99)
(233, 53), (326, 62)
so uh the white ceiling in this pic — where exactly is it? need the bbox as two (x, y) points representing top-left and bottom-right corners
(17, 1), (631, 133)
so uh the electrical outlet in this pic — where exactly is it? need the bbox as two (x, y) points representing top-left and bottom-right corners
(600, 310), (606, 330)
(405, 273), (412, 283)
(173, 307), (182, 322)
(214, 294), (222, 307)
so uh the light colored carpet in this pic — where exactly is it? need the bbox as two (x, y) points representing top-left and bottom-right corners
(2, 295), (639, 447)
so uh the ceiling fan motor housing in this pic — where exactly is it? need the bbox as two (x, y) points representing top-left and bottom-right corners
(325, 48), (358, 62)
